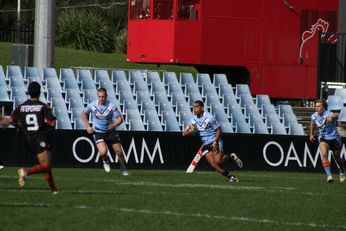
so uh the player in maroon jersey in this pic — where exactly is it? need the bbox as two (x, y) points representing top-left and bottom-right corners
(0, 82), (58, 194)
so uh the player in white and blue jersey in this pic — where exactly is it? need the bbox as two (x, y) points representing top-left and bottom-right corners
(183, 100), (243, 183)
(82, 88), (128, 175)
(310, 99), (345, 183)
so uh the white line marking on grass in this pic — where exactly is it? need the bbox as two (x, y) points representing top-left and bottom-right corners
(1, 202), (346, 230)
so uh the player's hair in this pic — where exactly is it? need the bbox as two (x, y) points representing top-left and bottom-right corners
(98, 87), (108, 96)
(193, 100), (204, 107)
(315, 99), (327, 109)
(28, 82), (41, 98)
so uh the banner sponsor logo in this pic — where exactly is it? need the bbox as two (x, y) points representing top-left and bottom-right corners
(72, 136), (164, 164)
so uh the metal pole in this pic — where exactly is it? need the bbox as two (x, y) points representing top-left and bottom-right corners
(15, 0), (21, 43)
(33, 0), (56, 69)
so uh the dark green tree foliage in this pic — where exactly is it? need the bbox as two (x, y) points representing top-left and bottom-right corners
(56, 9), (114, 53)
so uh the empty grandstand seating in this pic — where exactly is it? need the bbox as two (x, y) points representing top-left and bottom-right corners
(0, 65), (305, 133)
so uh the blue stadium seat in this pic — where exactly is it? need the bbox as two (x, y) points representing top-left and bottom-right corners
(161, 110), (178, 124)
(51, 97), (68, 110)
(212, 106), (229, 122)
(253, 123), (269, 134)
(69, 97), (84, 110)
(278, 104), (294, 118)
(123, 99), (138, 112)
(213, 74), (228, 88)
(0, 65), (6, 79)
(81, 78), (97, 90)
(327, 95), (343, 112)
(288, 123), (305, 136)
(222, 93), (238, 107)
(338, 107), (346, 123)
(136, 91), (151, 104)
(47, 88), (63, 101)
(46, 78), (61, 90)
(60, 68), (75, 82)
(168, 82), (184, 96)
(153, 91), (169, 106)
(116, 121), (127, 131)
(184, 82), (200, 96)
(141, 101), (156, 115)
(125, 109), (142, 123)
(13, 95), (28, 109)
(147, 71), (161, 84)
(147, 119), (163, 131)
(188, 92), (203, 106)
(165, 119), (181, 132)
(66, 88), (81, 101)
(6, 65), (22, 78)
(74, 118), (87, 130)
(116, 80), (132, 94)
(143, 109), (160, 123)
(179, 72), (194, 86)
(158, 101), (174, 115)
(171, 92), (187, 106)
(77, 69), (93, 83)
(235, 84), (251, 98)
(64, 77), (80, 91)
(249, 113), (266, 128)
(53, 107), (70, 118)
(334, 88), (346, 105)
(129, 70), (145, 85)
(201, 83), (218, 97)
(10, 86), (27, 99)
(119, 90), (135, 105)
(265, 112), (281, 128)
(219, 84), (234, 97)
(163, 72), (178, 86)
(179, 110), (193, 126)
(282, 113), (298, 128)
(205, 93), (221, 107)
(228, 104), (246, 126)
(261, 104), (277, 118)
(256, 95), (271, 109)
(24, 67), (41, 80)
(151, 82), (166, 94)
(196, 73), (212, 87)
(219, 121), (234, 133)
(0, 86), (10, 102)
(235, 121), (251, 134)
(95, 69), (110, 83)
(112, 70), (127, 83)
(9, 76), (25, 88)
(43, 68), (58, 79)
(271, 122), (287, 135)
(56, 116), (73, 130)
(133, 81), (150, 94)
(83, 89), (98, 104)
(175, 101), (191, 115)
(239, 94), (255, 108)
(71, 108), (83, 121)
(129, 119), (145, 131)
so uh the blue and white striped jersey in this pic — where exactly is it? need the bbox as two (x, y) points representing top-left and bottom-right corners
(311, 110), (340, 141)
(83, 100), (121, 133)
(190, 111), (220, 146)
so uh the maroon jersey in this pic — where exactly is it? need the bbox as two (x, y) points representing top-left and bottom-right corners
(11, 99), (56, 134)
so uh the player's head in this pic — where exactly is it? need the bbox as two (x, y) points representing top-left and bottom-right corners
(193, 100), (204, 117)
(28, 82), (41, 98)
(315, 99), (327, 114)
(97, 88), (108, 104)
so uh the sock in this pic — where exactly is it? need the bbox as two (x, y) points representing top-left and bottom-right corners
(222, 170), (230, 178)
(322, 161), (332, 176)
(120, 164), (127, 171)
(44, 169), (57, 191)
(25, 164), (48, 176)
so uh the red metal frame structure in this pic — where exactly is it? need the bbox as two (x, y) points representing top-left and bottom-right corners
(127, 0), (338, 99)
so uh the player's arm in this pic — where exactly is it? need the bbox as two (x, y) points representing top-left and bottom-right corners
(309, 122), (316, 142)
(327, 112), (339, 122)
(81, 110), (93, 134)
(109, 114), (123, 129)
(0, 116), (11, 128)
(211, 127), (221, 150)
(182, 124), (193, 136)
(44, 105), (56, 128)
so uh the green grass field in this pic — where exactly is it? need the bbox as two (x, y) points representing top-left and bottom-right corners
(0, 168), (345, 231)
